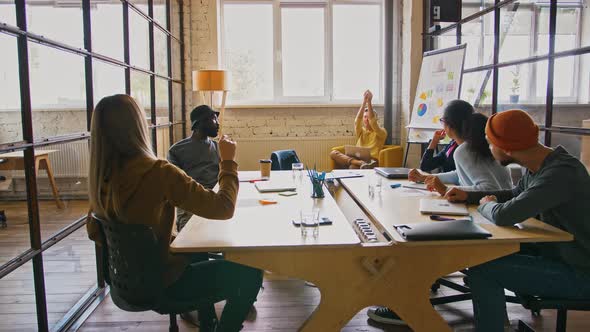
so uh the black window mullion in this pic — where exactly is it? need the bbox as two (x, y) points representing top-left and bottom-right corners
(149, 0), (157, 152)
(166, 0), (174, 144)
(544, 0), (557, 146)
(491, 0), (500, 114)
(123, 1), (131, 94)
(14, 1), (49, 330)
(83, 0), (94, 130)
(179, 0), (186, 138)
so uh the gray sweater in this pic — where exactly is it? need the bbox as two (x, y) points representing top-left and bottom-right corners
(467, 146), (590, 275)
(436, 143), (513, 191)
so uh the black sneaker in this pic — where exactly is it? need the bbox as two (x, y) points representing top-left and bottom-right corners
(367, 307), (407, 326)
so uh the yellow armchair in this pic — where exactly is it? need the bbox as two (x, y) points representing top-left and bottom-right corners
(329, 145), (403, 170)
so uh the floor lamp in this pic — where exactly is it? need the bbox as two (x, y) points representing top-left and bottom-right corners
(192, 69), (229, 135)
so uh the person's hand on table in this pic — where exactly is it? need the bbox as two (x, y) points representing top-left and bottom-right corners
(444, 187), (468, 202)
(408, 168), (427, 183)
(480, 195), (498, 205)
(425, 176), (447, 195)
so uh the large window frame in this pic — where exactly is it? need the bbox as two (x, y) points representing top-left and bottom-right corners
(0, 0), (186, 331)
(435, 0), (584, 104)
(426, 0), (590, 146)
(220, 0), (384, 105)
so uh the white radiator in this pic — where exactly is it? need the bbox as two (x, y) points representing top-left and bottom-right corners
(235, 136), (356, 171)
(38, 141), (90, 178)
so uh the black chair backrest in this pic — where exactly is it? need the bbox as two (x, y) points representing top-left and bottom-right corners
(270, 150), (301, 170)
(93, 214), (164, 309)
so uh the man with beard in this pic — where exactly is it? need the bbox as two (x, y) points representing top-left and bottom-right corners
(168, 105), (221, 232)
(445, 109), (590, 332)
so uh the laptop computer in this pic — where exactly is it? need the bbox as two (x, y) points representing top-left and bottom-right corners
(375, 167), (411, 179)
(394, 219), (491, 241)
(255, 181), (297, 193)
(344, 145), (371, 162)
(419, 198), (469, 216)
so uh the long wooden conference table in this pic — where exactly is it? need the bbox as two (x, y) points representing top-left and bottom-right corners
(171, 170), (572, 331)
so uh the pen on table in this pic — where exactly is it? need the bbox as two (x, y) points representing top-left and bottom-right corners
(390, 183), (402, 189)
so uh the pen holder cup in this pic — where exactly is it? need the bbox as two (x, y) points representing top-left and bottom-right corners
(311, 180), (325, 198)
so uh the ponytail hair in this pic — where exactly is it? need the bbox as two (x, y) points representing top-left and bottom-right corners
(464, 113), (493, 161)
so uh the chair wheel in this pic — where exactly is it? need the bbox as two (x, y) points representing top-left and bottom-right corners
(431, 283), (441, 293)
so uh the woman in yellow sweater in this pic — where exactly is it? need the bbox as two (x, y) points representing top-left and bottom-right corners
(86, 94), (262, 331)
(330, 90), (388, 169)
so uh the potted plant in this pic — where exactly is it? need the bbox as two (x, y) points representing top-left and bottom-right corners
(509, 66), (520, 104)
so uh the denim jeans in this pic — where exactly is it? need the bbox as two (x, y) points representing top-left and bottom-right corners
(165, 258), (263, 332)
(465, 253), (590, 332)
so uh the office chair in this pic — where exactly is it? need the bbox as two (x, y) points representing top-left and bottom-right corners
(516, 295), (590, 332)
(94, 214), (209, 332)
(270, 149), (301, 171)
(329, 145), (403, 169)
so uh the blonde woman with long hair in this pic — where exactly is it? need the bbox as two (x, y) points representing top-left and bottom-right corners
(87, 94), (262, 331)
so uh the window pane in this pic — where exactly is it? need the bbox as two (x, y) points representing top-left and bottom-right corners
(281, 7), (325, 97)
(173, 123), (184, 144)
(36, 140), (88, 242)
(581, 0), (590, 48)
(553, 54), (589, 124)
(91, 1), (123, 61)
(170, 0), (181, 38)
(498, 5), (532, 62)
(154, 0), (167, 26)
(130, 70), (151, 116)
(460, 71), (494, 107)
(172, 82), (183, 123)
(156, 77), (169, 117)
(0, 34), (22, 145)
(29, 44), (87, 139)
(498, 64), (532, 103)
(93, 60), (125, 102)
(552, 132), (582, 159)
(129, 8), (150, 69)
(43, 227), (97, 330)
(26, 1), (83, 47)
(0, 1), (15, 26)
(171, 40), (182, 80)
(0, 262), (39, 330)
(333, 4), (381, 101)
(154, 28), (168, 75)
(154, 124), (171, 159)
(223, 3), (273, 102)
(555, 6), (582, 52)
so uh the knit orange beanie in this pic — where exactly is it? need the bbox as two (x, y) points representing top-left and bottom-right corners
(485, 109), (539, 151)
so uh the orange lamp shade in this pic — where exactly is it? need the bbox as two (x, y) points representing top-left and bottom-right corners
(192, 69), (229, 91)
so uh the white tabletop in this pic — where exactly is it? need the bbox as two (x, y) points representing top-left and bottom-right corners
(171, 171), (360, 252)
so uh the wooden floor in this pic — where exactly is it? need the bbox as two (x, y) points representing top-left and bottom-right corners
(0, 200), (96, 331)
(2, 200), (590, 331)
(80, 274), (590, 332)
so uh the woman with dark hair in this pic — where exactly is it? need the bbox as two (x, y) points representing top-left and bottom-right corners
(422, 111), (513, 195)
(408, 100), (512, 196)
(370, 100), (512, 327)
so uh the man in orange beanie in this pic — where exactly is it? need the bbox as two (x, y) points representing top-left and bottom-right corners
(445, 109), (590, 332)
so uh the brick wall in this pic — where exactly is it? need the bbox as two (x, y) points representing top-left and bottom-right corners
(221, 106), (385, 139)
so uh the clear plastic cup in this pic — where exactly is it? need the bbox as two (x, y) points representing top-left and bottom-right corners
(300, 208), (320, 238)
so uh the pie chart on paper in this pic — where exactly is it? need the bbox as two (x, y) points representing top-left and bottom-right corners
(417, 103), (428, 116)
